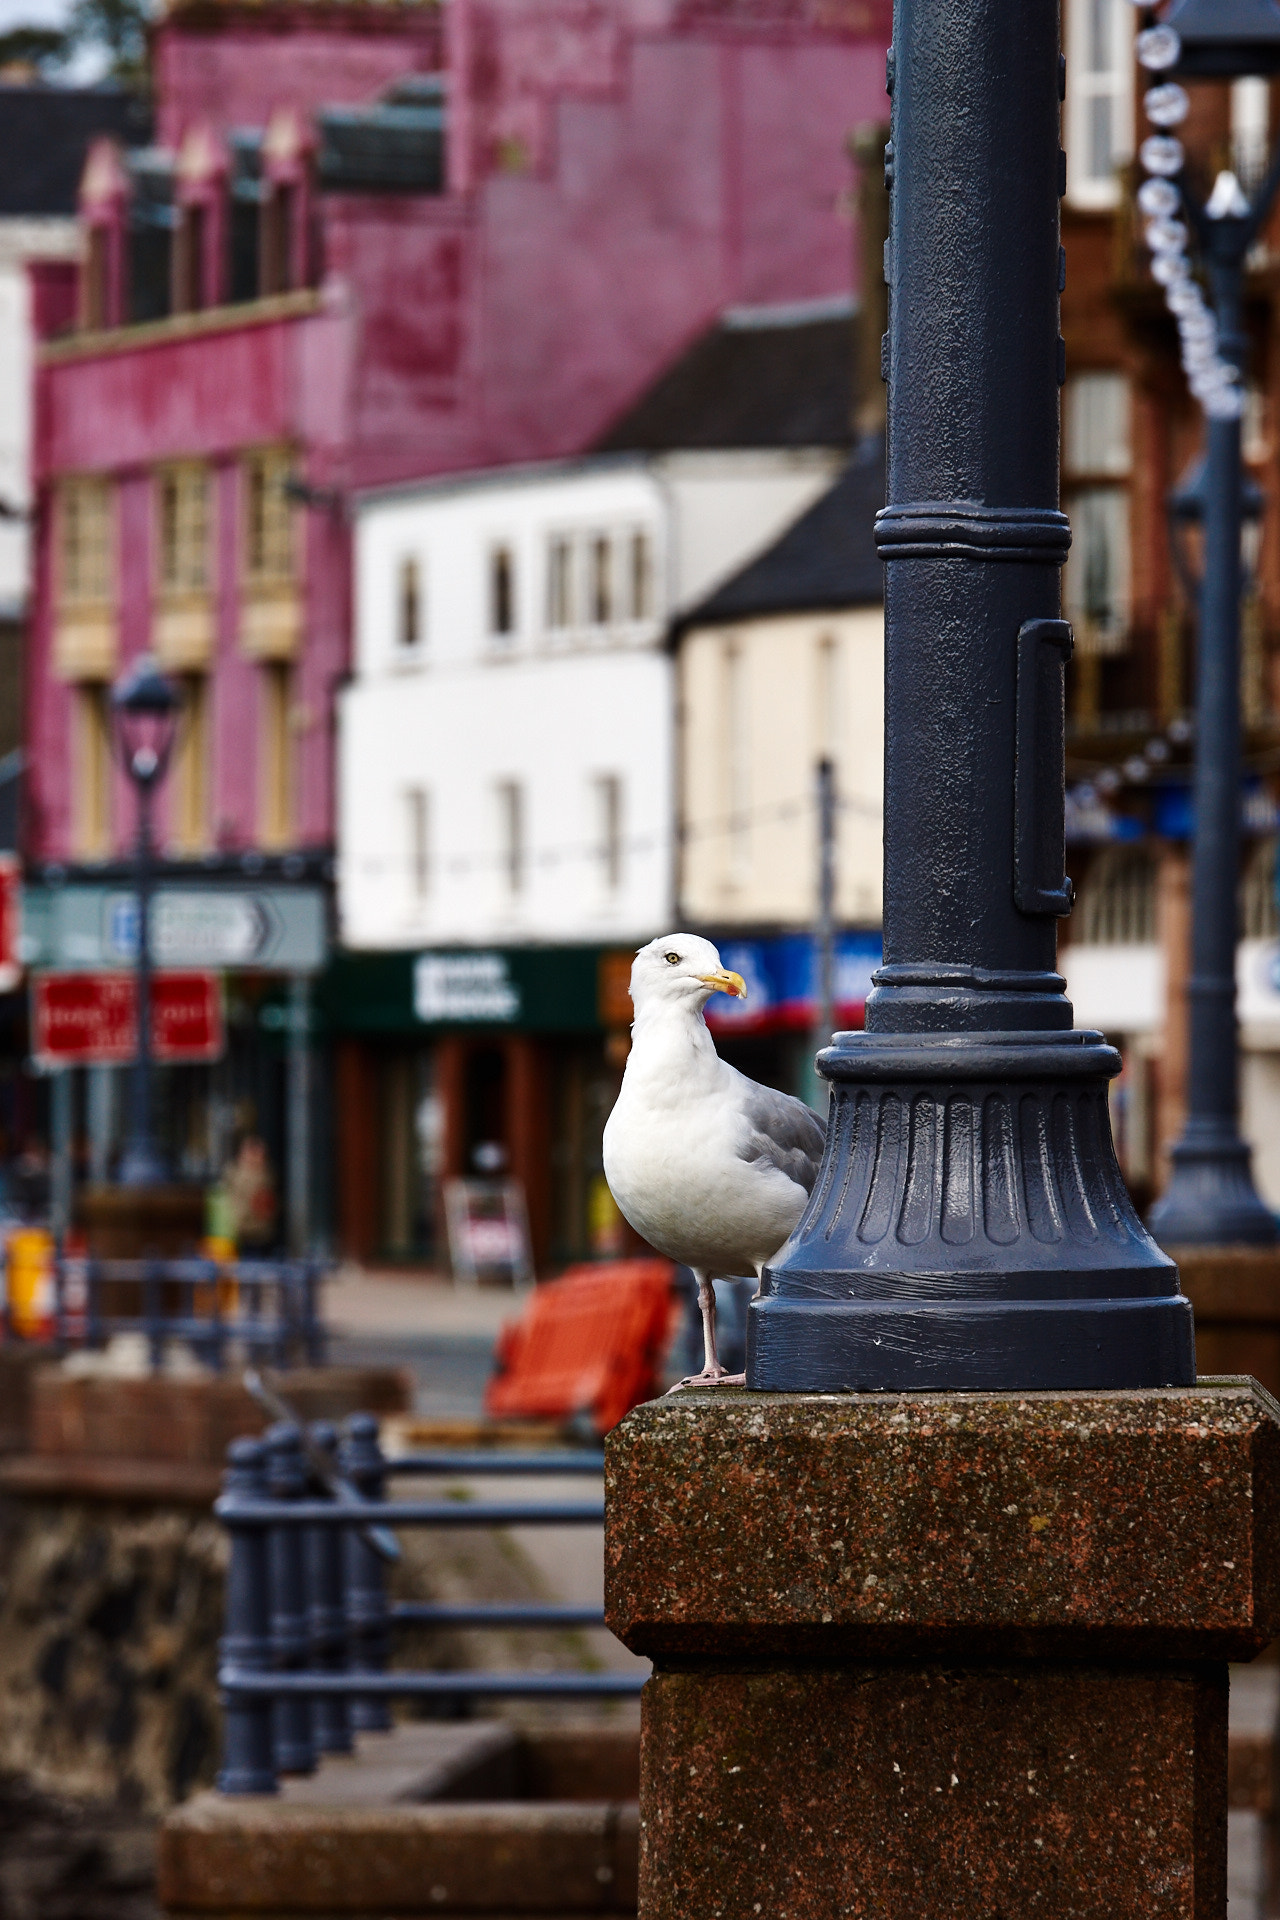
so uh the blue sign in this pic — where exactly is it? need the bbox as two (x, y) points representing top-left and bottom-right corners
(705, 931), (882, 1035)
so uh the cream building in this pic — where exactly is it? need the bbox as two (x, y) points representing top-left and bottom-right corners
(676, 445), (884, 933)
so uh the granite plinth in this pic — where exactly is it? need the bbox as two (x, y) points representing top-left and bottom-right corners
(604, 1383), (1280, 1920)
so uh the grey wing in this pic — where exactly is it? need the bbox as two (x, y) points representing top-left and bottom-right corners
(734, 1076), (828, 1193)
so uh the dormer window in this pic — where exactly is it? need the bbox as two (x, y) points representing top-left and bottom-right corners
(261, 180), (297, 296)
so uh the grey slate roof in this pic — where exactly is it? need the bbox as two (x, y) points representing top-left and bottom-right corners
(595, 300), (856, 452)
(0, 86), (149, 217)
(677, 435), (884, 632)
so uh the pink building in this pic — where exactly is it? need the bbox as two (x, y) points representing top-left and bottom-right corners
(27, 0), (889, 871)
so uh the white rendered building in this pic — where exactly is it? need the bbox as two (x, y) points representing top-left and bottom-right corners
(339, 448), (841, 951)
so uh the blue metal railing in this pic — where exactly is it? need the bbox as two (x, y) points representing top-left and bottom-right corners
(215, 1418), (641, 1794)
(37, 1256), (327, 1371)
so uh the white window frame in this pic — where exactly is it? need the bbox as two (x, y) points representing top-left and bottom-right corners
(1065, 0), (1134, 211)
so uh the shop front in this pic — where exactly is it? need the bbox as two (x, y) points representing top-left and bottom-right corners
(322, 945), (637, 1271)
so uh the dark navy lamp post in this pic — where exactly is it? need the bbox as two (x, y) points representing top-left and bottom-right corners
(1143, 0), (1280, 1249)
(746, 0), (1196, 1391)
(111, 654), (180, 1189)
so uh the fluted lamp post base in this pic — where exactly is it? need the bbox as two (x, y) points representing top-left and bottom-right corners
(1148, 1132), (1278, 1249)
(747, 1029), (1195, 1393)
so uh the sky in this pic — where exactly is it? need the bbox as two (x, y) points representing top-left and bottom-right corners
(0, 0), (116, 81)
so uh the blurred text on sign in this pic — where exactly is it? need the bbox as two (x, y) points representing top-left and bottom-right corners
(31, 970), (225, 1068)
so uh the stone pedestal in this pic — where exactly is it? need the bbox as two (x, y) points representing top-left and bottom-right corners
(605, 1383), (1280, 1920)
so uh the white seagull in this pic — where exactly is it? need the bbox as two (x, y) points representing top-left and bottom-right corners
(602, 933), (828, 1385)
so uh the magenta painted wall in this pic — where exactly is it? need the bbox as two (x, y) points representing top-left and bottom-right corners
(29, 0), (891, 864)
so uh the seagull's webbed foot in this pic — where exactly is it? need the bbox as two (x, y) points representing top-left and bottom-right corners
(667, 1366), (745, 1393)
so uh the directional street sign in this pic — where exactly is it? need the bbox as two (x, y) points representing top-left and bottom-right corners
(22, 885), (327, 975)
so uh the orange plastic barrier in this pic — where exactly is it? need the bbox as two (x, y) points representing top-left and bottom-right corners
(485, 1259), (676, 1434)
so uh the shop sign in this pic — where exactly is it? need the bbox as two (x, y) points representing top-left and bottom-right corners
(23, 885), (327, 974)
(414, 952), (520, 1024)
(31, 970), (224, 1068)
(703, 931), (883, 1036)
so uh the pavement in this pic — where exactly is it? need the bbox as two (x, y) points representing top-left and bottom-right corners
(321, 1265), (517, 1422)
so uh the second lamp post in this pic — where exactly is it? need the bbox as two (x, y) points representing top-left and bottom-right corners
(111, 655), (180, 1190)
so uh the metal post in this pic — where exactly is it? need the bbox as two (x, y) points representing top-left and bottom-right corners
(286, 973), (310, 1257)
(119, 779), (166, 1188)
(217, 1437), (277, 1794)
(266, 1422), (315, 1776)
(814, 757), (836, 1052)
(746, 0), (1194, 1391)
(305, 1422), (353, 1756)
(49, 1068), (72, 1243)
(341, 1412), (392, 1734)
(1149, 216), (1277, 1247)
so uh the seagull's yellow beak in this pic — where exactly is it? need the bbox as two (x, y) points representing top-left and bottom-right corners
(698, 968), (747, 999)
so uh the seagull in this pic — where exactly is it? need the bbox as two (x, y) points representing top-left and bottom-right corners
(602, 933), (828, 1385)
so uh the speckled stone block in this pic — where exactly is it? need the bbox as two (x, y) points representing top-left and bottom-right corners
(604, 1383), (1280, 1920)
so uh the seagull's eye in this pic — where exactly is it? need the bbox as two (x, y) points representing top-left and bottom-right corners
(664, 952), (681, 965)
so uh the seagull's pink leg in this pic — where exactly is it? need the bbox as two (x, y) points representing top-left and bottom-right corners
(667, 1272), (745, 1391)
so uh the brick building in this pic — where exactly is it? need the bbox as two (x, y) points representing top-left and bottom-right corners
(1058, 3), (1280, 1212)
(21, 0), (892, 1237)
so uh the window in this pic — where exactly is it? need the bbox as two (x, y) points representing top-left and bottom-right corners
(59, 476), (113, 607)
(157, 465), (210, 596)
(244, 449), (295, 586)
(1065, 0), (1134, 209)
(72, 683), (113, 859)
(171, 673), (209, 853)
(1233, 76), (1270, 186)
(490, 545), (515, 638)
(547, 537), (574, 630)
(589, 535), (612, 626)
(1064, 372), (1132, 655)
(629, 531), (653, 621)
(260, 181), (297, 296)
(259, 662), (292, 848)
(815, 633), (843, 762)
(722, 639), (750, 887)
(1077, 846), (1157, 945)
(1066, 373), (1131, 476)
(1242, 837), (1279, 940)
(592, 774), (623, 892)
(406, 788), (430, 901)
(82, 224), (111, 330)
(173, 200), (208, 314)
(495, 779), (524, 895)
(398, 557), (423, 650)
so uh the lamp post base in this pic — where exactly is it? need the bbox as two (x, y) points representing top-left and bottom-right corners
(1148, 1135), (1277, 1248)
(747, 1028), (1195, 1394)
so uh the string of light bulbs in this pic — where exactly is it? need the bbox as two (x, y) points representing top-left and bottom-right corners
(1132, 8), (1247, 421)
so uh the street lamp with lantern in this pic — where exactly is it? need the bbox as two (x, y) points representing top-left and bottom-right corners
(1139, 0), (1280, 1248)
(111, 654), (180, 1189)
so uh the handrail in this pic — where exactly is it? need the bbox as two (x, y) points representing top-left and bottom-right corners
(215, 1416), (639, 1797)
(35, 1255), (327, 1371)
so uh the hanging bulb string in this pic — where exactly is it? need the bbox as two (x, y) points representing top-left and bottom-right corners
(1131, 9), (1246, 421)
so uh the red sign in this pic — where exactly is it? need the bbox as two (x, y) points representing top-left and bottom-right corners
(31, 971), (224, 1068)
(0, 854), (20, 995)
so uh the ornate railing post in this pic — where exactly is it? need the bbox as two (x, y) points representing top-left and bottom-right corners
(216, 1437), (276, 1795)
(747, 0), (1194, 1392)
(266, 1421), (315, 1776)
(341, 1412), (392, 1734)
(305, 1421), (353, 1756)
